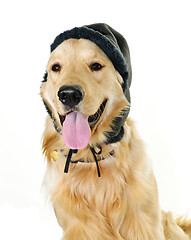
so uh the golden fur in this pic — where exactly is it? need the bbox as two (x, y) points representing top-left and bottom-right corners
(41, 39), (191, 239)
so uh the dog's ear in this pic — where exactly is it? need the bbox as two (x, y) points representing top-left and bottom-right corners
(42, 118), (62, 163)
(41, 71), (62, 134)
(116, 71), (130, 104)
(116, 71), (123, 85)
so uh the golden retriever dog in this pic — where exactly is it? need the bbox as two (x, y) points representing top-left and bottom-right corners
(40, 24), (191, 240)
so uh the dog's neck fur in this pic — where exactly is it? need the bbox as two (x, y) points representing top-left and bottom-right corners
(43, 118), (164, 239)
(42, 117), (152, 196)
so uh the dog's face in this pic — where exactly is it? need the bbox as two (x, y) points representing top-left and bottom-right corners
(41, 39), (130, 149)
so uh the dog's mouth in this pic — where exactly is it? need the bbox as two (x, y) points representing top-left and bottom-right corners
(88, 99), (107, 128)
(59, 99), (107, 128)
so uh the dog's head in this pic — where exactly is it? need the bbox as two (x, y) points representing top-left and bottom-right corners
(41, 24), (132, 150)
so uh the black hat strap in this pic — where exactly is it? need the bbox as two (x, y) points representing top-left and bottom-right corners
(64, 149), (78, 173)
(64, 146), (102, 177)
(90, 145), (102, 178)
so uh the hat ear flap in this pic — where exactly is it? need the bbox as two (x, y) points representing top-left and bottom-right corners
(42, 71), (48, 83)
(101, 24), (132, 89)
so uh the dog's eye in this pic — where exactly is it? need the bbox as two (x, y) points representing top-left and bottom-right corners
(90, 63), (103, 71)
(51, 64), (61, 72)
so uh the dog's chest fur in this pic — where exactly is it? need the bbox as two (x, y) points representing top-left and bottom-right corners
(43, 121), (164, 240)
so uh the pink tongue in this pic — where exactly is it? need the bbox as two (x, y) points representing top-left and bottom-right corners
(62, 112), (91, 149)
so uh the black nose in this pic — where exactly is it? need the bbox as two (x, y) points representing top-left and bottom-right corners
(58, 85), (84, 108)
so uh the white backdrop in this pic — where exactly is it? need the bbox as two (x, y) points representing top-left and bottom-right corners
(0, 0), (191, 239)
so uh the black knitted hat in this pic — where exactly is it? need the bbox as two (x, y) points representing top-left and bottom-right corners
(51, 23), (132, 103)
